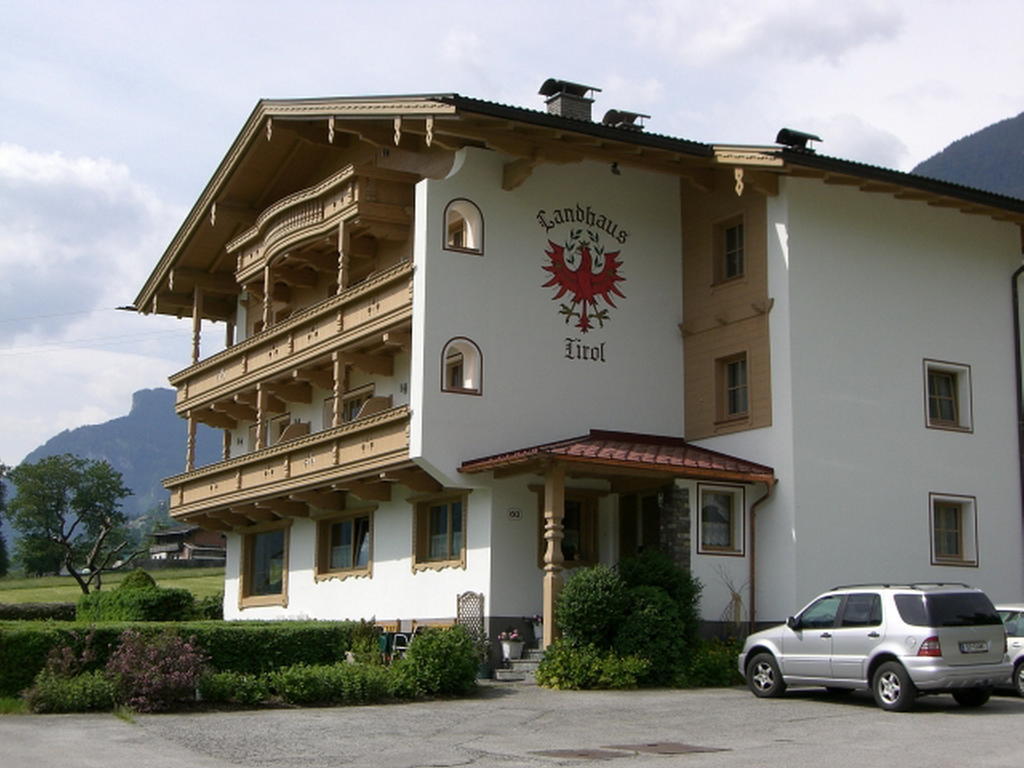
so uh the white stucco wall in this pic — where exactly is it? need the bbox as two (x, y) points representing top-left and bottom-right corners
(410, 148), (684, 484)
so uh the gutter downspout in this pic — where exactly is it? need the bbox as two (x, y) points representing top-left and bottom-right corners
(1013, 261), (1024, 524)
(748, 478), (777, 634)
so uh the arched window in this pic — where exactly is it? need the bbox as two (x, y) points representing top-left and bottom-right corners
(441, 337), (482, 395)
(443, 199), (484, 254)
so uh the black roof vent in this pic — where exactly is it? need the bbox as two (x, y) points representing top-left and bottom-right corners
(602, 109), (651, 132)
(538, 78), (601, 121)
(775, 127), (822, 152)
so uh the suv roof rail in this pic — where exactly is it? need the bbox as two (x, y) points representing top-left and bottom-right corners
(828, 582), (973, 591)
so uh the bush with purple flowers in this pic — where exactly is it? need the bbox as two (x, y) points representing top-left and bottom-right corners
(105, 630), (208, 712)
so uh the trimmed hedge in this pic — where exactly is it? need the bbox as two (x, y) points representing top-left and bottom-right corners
(77, 587), (196, 622)
(0, 603), (76, 621)
(0, 620), (358, 697)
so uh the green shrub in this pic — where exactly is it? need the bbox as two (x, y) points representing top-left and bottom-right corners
(535, 640), (648, 690)
(106, 630), (208, 712)
(117, 568), (158, 591)
(348, 619), (383, 664)
(198, 670), (271, 706)
(394, 625), (478, 696)
(612, 585), (686, 684)
(23, 670), (116, 713)
(0, 603), (76, 621)
(556, 566), (628, 647)
(269, 662), (392, 706)
(617, 550), (702, 646)
(676, 638), (744, 688)
(192, 591), (223, 620)
(77, 586), (195, 622)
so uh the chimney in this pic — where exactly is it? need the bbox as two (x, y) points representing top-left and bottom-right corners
(538, 78), (601, 121)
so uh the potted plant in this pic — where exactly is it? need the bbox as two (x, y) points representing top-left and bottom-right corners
(497, 628), (524, 660)
(528, 613), (543, 643)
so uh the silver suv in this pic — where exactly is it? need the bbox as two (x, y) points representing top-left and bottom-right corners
(738, 583), (1010, 711)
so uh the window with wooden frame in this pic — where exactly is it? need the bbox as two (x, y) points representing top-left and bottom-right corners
(239, 521), (290, 608)
(440, 337), (482, 395)
(412, 494), (467, 571)
(924, 360), (972, 432)
(315, 510), (373, 580)
(714, 217), (744, 283)
(716, 353), (749, 421)
(697, 483), (744, 556)
(534, 489), (601, 568)
(929, 493), (978, 566)
(443, 199), (484, 254)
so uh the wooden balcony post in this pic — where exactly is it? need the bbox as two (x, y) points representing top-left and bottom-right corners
(191, 287), (204, 364)
(331, 352), (343, 427)
(225, 320), (235, 349)
(185, 412), (196, 472)
(262, 264), (272, 329)
(337, 221), (350, 291)
(542, 462), (566, 649)
(222, 429), (231, 461)
(256, 383), (267, 450)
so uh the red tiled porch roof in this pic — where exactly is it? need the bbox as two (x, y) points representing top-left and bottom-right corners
(459, 429), (775, 485)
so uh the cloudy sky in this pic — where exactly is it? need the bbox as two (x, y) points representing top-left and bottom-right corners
(1, 0), (1022, 466)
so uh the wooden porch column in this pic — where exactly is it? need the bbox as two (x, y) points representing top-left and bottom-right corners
(224, 320), (235, 348)
(222, 429), (231, 461)
(542, 462), (566, 649)
(331, 352), (343, 427)
(185, 412), (196, 471)
(261, 264), (272, 329)
(191, 287), (204, 364)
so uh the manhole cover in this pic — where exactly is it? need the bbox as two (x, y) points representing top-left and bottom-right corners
(603, 742), (729, 755)
(530, 748), (632, 760)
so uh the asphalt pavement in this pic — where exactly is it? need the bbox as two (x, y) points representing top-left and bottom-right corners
(3, 683), (1023, 767)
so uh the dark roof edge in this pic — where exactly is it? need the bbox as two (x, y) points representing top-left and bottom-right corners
(781, 149), (1024, 214)
(440, 95), (714, 159)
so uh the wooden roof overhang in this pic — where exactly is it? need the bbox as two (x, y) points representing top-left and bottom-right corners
(135, 93), (1024, 321)
(459, 429), (776, 490)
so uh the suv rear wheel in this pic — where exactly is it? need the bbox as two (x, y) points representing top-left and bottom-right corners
(1014, 661), (1024, 698)
(872, 661), (916, 711)
(746, 652), (786, 698)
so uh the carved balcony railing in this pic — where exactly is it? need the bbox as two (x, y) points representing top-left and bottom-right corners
(170, 261), (413, 413)
(165, 405), (411, 519)
(231, 164), (415, 283)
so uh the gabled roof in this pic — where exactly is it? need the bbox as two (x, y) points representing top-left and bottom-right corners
(134, 91), (1024, 317)
(459, 429), (775, 485)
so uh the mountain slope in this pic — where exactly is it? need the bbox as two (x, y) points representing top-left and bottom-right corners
(17, 388), (219, 520)
(912, 111), (1024, 199)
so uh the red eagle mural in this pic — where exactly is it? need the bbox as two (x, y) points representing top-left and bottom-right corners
(542, 228), (626, 332)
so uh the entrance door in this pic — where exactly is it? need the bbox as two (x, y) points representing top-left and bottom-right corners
(619, 491), (662, 558)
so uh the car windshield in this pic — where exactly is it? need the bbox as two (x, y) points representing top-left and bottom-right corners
(895, 593), (1002, 627)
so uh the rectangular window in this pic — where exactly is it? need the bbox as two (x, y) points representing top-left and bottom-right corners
(929, 493), (978, 566)
(715, 217), (745, 283)
(716, 353), (749, 421)
(240, 524), (289, 607)
(698, 484), (744, 555)
(413, 495), (467, 570)
(446, 353), (465, 390)
(924, 360), (972, 431)
(316, 511), (372, 579)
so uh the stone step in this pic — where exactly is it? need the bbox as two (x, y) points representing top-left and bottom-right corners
(493, 668), (536, 684)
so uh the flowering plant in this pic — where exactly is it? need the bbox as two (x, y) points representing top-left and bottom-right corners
(529, 614), (543, 625)
(497, 629), (522, 642)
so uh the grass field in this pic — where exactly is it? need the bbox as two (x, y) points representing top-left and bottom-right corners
(0, 567), (225, 603)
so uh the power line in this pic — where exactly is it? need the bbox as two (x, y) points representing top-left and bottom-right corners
(0, 307), (127, 324)
(0, 330), (184, 357)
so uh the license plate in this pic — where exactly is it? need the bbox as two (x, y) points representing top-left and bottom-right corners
(959, 641), (988, 654)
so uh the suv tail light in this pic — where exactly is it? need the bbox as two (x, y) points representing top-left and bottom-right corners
(917, 636), (942, 657)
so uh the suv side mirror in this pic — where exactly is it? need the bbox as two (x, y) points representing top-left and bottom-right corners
(786, 616), (800, 631)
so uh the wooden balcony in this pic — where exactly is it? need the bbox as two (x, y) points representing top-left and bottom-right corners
(165, 405), (411, 520)
(170, 261), (413, 413)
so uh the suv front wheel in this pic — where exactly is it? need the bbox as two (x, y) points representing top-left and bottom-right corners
(872, 661), (916, 711)
(746, 652), (786, 698)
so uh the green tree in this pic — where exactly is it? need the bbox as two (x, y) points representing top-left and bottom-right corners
(5, 454), (137, 593)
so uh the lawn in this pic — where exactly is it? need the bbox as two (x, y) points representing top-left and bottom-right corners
(0, 567), (225, 603)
